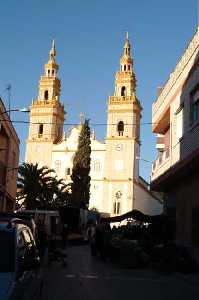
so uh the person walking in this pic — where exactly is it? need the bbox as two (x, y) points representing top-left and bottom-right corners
(88, 222), (97, 256)
(61, 223), (68, 249)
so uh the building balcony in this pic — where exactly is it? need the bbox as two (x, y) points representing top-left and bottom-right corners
(151, 148), (171, 181)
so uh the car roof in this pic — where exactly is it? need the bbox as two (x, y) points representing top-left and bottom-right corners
(0, 218), (30, 232)
(0, 222), (15, 232)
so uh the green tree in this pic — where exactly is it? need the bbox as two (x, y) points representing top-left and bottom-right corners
(42, 176), (71, 209)
(71, 119), (91, 208)
(17, 163), (71, 210)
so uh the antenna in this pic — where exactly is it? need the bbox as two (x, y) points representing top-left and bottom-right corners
(5, 84), (11, 118)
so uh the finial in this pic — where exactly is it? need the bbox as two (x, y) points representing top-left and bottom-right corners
(79, 112), (85, 124)
(49, 39), (56, 60)
(126, 31), (129, 40)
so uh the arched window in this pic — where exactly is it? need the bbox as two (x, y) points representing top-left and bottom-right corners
(124, 65), (126, 71)
(38, 124), (43, 137)
(52, 69), (55, 76)
(117, 121), (124, 136)
(44, 90), (48, 100)
(48, 70), (50, 75)
(94, 160), (100, 172)
(121, 86), (126, 96)
(128, 65), (131, 71)
(113, 191), (122, 214)
(65, 168), (71, 176)
(55, 160), (61, 174)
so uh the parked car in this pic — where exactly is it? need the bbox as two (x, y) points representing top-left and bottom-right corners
(0, 218), (41, 300)
(0, 212), (37, 240)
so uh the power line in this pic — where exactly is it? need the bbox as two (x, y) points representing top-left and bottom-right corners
(0, 118), (158, 126)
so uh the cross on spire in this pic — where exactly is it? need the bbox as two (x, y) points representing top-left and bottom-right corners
(79, 112), (85, 124)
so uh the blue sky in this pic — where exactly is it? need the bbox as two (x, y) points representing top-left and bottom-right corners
(0, 0), (197, 180)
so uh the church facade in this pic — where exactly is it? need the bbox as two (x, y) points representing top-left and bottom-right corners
(25, 36), (162, 216)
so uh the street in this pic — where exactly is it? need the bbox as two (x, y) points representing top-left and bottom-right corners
(40, 245), (199, 300)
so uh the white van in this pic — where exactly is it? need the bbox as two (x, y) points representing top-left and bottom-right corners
(22, 210), (62, 239)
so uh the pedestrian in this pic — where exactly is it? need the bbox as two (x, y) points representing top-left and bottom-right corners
(61, 223), (68, 249)
(37, 220), (47, 260)
(88, 222), (97, 256)
(95, 221), (106, 260)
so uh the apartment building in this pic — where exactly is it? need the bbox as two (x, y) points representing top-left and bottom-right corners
(0, 97), (20, 211)
(151, 27), (199, 247)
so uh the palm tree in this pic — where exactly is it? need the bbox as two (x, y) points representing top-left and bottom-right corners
(17, 163), (55, 209)
(42, 176), (71, 209)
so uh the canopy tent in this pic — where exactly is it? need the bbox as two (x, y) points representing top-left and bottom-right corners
(101, 209), (171, 224)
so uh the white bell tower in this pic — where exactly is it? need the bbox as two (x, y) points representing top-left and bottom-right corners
(103, 33), (142, 215)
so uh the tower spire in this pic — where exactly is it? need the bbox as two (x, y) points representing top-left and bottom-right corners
(44, 40), (59, 78)
(113, 33), (137, 97)
(49, 39), (56, 61)
(122, 31), (131, 60)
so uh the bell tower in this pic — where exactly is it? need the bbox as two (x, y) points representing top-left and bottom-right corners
(25, 40), (65, 167)
(103, 33), (142, 215)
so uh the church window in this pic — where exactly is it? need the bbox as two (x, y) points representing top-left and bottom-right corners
(117, 121), (124, 136)
(93, 160), (100, 172)
(36, 145), (40, 153)
(52, 69), (55, 76)
(48, 70), (50, 75)
(38, 124), (43, 137)
(128, 65), (131, 71)
(65, 168), (71, 176)
(55, 160), (61, 174)
(114, 160), (123, 170)
(113, 202), (120, 214)
(44, 90), (49, 100)
(121, 86), (126, 96)
(113, 191), (122, 214)
(124, 65), (126, 71)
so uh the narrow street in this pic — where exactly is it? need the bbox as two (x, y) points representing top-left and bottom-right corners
(40, 245), (199, 300)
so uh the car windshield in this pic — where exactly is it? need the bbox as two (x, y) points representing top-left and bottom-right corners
(0, 230), (15, 272)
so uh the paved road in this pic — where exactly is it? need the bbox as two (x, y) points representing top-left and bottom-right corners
(40, 245), (199, 300)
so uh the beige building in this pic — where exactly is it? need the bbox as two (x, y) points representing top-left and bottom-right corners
(151, 26), (199, 246)
(25, 36), (162, 216)
(0, 97), (20, 212)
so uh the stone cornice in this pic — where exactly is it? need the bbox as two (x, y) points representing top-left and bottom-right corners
(109, 95), (141, 108)
(103, 178), (133, 182)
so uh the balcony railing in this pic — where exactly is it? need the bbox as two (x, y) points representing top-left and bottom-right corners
(151, 148), (171, 180)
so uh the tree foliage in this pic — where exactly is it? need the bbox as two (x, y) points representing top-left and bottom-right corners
(71, 119), (91, 208)
(17, 163), (71, 210)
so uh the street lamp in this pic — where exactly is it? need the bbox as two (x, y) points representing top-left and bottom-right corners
(135, 156), (153, 164)
(0, 107), (30, 116)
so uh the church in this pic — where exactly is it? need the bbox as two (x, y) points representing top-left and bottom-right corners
(25, 35), (162, 216)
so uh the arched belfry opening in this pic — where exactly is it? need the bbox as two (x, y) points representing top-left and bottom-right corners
(117, 121), (124, 136)
(121, 86), (126, 96)
(44, 90), (49, 100)
(38, 124), (43, 136)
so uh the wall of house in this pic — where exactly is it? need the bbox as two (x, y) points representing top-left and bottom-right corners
(0, 98), (19, 211)
(134, 181), (163, 215)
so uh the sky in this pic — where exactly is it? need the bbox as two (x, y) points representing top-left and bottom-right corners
(0, 0), (198, 180)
